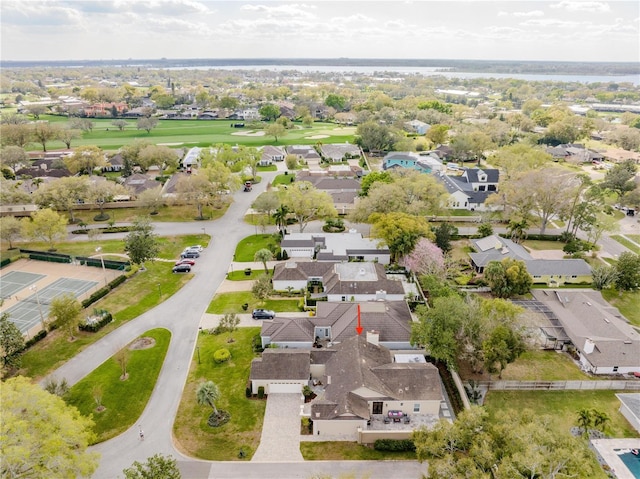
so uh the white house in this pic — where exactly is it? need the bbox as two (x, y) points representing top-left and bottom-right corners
(436, 168), (500, 211)
(280, 231), (390, 264)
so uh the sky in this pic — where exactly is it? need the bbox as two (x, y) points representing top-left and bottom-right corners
(1, 0), (639, 63)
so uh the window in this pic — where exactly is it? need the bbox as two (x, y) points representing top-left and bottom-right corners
(613, 366), (619, 372)
(413, 404), (420, 412)
(373, 402), (383, 414)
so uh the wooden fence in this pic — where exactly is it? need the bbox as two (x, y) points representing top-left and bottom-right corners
(474, 380), (640, 391)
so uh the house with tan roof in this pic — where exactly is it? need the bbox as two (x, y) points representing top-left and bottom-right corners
(318, 143), (362, 163)
(531, 290), (640, 375)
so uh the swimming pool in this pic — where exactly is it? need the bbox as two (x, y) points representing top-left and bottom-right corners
(616, 449), (640, 478)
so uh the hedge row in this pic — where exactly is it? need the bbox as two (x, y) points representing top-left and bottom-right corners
(78, 311), (113, 332)
(28, 254), (71, 264)
(373, 439), (416, 452)
(71, 226), (134, 235)
(23, 329), (47, 350)
(1, 258), (11, 268)
(81, 274), (127, 308)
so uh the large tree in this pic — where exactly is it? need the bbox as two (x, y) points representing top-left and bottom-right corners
(355, 121), (398, 152)
(359, 171), (393, 197)
(265, 123), (286, 142)
(22, 208), (68, 250)
(0, 146), (29, 173)
(488, 144), (552, 180)
(400, 238), (445, 278)
(259, 103), (281, 121)
(254, 248), (274, 274)
(0, 123), (33, 148)
(370, 212), (432, 263)
(137, 117), (159, 133)
(124, 216), (160, 265)
(0, 216), (23, 249)
(413, 407), (599, 479)
(614, 252), (640, 291)
(88, 180), (131, 220)
(49, 293), (82, 340)
(252, 191), (281, 220)
(57, 127), (82, 149)
(1, 376), (99, 478)
(280, 181), (337, 233)
(484, 258), (533, 298)
(137, 145), (178, 171)
(0, 312), (25, 373)
(123, 454), (181, 479)
(33, 175), (90, 223)
(64, 145), (107, 175)
(599, 159), (637, 198)
(137, 185), (164, 215)
(482, 325), (526, 378)
(32, 122), (60, 152)
(176, 174), (217, 220)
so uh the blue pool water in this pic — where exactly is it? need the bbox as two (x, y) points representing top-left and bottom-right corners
(618, 450), (640, 478)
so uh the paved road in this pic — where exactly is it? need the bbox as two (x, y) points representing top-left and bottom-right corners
(45, 173), (429, 479)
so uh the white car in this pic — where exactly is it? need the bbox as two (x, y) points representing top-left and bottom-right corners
(183, 245), (203, 253)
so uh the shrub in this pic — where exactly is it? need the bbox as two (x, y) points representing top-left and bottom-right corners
(281, 249), (289, 260)
(78, 310), (113, 332)
(241, 303), (249, 311)
(213, 348), (231, 363)
(373, 439), (416, 452)
(23, 329), (47, 349)
(258, 386), (265, 399)
(245, 386), (252, 398)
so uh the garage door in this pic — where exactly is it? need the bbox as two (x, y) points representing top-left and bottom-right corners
(268, 383), (302, 394)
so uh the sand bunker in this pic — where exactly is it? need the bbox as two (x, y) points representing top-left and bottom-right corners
(157, 142), (184, 146)
(305, 135), (330, 139)
(231, 131), (265, 137)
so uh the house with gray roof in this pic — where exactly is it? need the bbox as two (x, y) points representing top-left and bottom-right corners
(280, 231), (390, 264)
(470, 235), (592, 286)
(259, 145), (285, 166)
(404, 119), (430, 135)
(272, 261), (407, 301)
(260, 301), (415, 350)
(249, 349), (310, 395)
(318, 143), (362, 163)
(294, 171), (362, 214)
(435, 168), (500, 211)
(122, 173), (161, 198)
(531, 290), (640, 375)
(286, 145), (321, 162)
(309, 335), (443, 440)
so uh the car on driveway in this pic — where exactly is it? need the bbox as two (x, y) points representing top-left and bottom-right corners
(175, 259), (195, 266)
(252, 309), (275, 320)
(180, 251), (200, 259)
(184, 245), (203, 252)
(172, 264), (192, 273)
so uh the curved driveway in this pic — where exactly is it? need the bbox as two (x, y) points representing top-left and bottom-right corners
(44, 172), (429, 479)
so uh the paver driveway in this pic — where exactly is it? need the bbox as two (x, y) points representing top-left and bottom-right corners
(252, 393), (304, 462)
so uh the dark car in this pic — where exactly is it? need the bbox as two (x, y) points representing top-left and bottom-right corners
(175, 259), (195, 266)
(172, 264), (191, 273)
(243, 181), (252, 192)
(252, 309), (275, 320)
(180, 251), (200, 259)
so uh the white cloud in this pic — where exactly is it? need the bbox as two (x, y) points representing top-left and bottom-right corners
(520, 18), (589, 28)
(513, 10), (544, 17)
(1, 1), (84, 26)
(550, 1), (610, 13)
(497, 11), (509, 17)
(240, 3), (316, 19)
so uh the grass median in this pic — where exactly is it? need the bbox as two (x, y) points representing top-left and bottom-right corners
(64, 328), (171, 443)
(173, 327), (264, 460)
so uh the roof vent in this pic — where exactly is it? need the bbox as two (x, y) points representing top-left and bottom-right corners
(359, 268), (366, 276)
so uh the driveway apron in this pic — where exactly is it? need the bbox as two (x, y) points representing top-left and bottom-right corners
(252, 393), (304, 462)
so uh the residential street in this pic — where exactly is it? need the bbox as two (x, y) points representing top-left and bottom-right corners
(42, 168), (635, 478)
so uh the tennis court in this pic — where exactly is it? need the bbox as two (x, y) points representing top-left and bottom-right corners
(1, 258), (123, 336)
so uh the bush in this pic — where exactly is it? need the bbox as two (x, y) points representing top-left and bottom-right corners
(78, 310), (113, 332)
(281, 249), (289, 260)
(0, 258), (11, 268)
(252, 334), (264, 353)
(373, 439), (416, 452)
(23, 329), (47, 350)
(245, 386), (252, 398)
(213, 348), (231, 363)
(81, 274), (127, 308)
(258, 386), (265, 399)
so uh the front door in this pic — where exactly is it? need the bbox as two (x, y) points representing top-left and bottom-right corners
(372, 402), (383, 415)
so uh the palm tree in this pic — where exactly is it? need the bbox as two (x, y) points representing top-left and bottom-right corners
(272, 204), (290, 234)
(254, 248), (274, 274)
(196, 381), (220, 416)
(592, 409), (610, 433)
(576, 408), (593, 437)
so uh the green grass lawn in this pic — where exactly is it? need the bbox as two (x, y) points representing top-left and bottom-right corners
(498, 350), (594, 381)
(300, 442), (416, 461)
(18, 260), (191, 380)
(70, 203), (228, 224)
(29, 116), (357, 152)
(611, 235), (640, 255)
(233, 234), (280, 262)
(206, 292), (300, 315)
(227, 269), (273, 280)
(522, 239), (565, 250)
(271, 174), (296, 186)
(484, 390), (638, 439)
(601, 289), (640, 327)
(173, 327), (265, 460)
(64, 328), (171, 443)
(626, 234), (640, 243)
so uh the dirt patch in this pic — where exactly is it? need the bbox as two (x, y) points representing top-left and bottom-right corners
(129, 337), (156, 350)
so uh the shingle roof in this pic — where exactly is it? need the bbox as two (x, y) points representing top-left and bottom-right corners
(531, 290), (640, 368)
(250, 349), (310, 380)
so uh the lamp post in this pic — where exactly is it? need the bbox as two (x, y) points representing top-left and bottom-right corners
(196, 346), (201, 364)
(201, 227), (205, 236)
(157, 283), (162, 297)
(95, 247), (107, 286)
(29, 285), (46, 331)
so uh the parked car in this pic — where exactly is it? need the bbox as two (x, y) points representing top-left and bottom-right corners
(184, 245), (203, 252)
(252, 309), (275, 320)
(175, 259), (196, 266)
(172, 264), (191, 273)
(180, 251), (200, 259)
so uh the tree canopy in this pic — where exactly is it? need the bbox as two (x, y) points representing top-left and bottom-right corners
(124, 216), (160, 265)
(1, 376), (99, 478)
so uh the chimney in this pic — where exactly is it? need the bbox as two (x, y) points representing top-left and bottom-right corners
(367, 330), (379, 346)
(583, 338), (595, 354)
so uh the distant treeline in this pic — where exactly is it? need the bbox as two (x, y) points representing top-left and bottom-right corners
(2, 58), (639, 75)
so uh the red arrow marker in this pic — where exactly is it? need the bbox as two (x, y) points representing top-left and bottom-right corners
(356, 304), (363, 335)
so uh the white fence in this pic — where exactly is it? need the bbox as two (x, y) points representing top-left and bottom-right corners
(476, 380), (640, 391)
